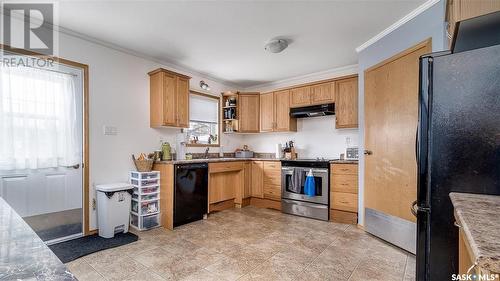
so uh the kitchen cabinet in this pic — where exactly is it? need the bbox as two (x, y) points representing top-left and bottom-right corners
(290, 86), (311, 107)
(251, 161), (264, 198)
(330, 163), (358, 224)
(335, 77), (358, 129)
(263, 161), (281, 201)
(446, 0), (500, 46)
(239, 93), (260, 133)
(260, 90), (297, 132)
(243, 161), (252, 199)
(311, 82), (335, 105)
(148, 68), (191, 128)
(208, 162), (244, 209)
(260, 93), (275, 132)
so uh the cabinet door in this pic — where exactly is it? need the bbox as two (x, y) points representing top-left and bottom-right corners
(251, 161), (263, 198)
(162, 73), (177, 126)
(243, 162), (252, 199)
(335, 77), (358, 128)
(239, 94), (260, 133)
(290, 86), (311, 107)
(275, 90), (296, 132)
(176, 76), (190, 128)
(311, 82), (335, 104)
(260, 92), (274, 132)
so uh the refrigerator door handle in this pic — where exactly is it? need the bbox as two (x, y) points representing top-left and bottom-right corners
(415, 126), (419, 164)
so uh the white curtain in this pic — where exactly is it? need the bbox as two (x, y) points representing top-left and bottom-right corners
(0, 66), (80, 170)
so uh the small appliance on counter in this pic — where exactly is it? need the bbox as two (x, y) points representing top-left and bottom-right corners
(235, 145), (254, 158)
(345, 147), (359, 160)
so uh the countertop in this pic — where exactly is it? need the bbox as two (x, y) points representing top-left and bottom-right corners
(450, 192), (500, 273)
(155, 158), (358, 165)
(0, 197), (76, 280)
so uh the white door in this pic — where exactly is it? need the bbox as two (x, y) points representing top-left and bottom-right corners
(0, 57), (84, 243)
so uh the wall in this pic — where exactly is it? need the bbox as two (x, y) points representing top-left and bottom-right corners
(356, 0), (447, 225)
(1, 14), (242, 230)
(242, 64), (359, 159)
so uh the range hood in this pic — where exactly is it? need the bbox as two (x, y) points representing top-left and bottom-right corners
(290, 103), (334, 118)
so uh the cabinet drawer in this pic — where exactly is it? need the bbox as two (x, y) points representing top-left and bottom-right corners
(263, 170), (281, 186)
(263, 161), (281, 171)
(331, 174), (358, 194)
(209, 162), (244, 173)
(331, 164), (358, 175)
(331, 192), (358, 212)
(263, 184), (281, 201)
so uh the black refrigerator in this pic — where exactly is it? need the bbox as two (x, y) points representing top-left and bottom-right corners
(415, 13), (500, 281)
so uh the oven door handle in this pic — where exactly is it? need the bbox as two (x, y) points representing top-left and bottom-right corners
(282, 199), (328, 208)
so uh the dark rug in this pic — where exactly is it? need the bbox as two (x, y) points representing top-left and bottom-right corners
(49, 232), (138, 263)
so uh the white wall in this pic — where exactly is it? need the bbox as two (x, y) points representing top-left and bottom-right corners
(243, 117), (358, 159)
(356, 0), (447, 225)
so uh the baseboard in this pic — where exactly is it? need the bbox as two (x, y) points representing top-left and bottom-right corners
(249, 197), (281, 211)
(329, 209), (358, 224)
(209, 199), (235, 213)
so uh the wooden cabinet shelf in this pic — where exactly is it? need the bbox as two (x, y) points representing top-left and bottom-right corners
(148, 68), (191, 128)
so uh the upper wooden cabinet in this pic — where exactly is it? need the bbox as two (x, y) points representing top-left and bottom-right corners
(148, 68), (191, 128)
(239, 93), (260, 133)
(446, 0), (500, 46)
(311, 82), (335, 104)
(335, 77), (358, 129)
(290, 86), (312, 107)
(260, 90), (297, 132)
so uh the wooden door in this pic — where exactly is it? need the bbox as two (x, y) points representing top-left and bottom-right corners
(176, 76), (190, 128)
(290, 86), (311, 107)
(251, 161), (263, 198)
(335, 77), (358, 128)
(311, 82), (335, 104)
(275, 90), (296, 132)
(364, 39), (431, 223)
(239, 94), (260, 133)
(260, 92), (274, 132)
(162, 72), (177, 126)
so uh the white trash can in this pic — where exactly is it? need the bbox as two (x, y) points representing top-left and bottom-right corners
(96, 183), (133, 238)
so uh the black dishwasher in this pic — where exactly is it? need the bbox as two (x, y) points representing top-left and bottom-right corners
(174, 163), (208, 227)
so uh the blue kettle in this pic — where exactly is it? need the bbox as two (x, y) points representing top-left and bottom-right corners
(304, 169), (316, 197)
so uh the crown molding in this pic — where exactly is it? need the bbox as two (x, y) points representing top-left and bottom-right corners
(355, 0), (441, 53)
(0, 10), (241, 90)
(243, 64), (358, 92)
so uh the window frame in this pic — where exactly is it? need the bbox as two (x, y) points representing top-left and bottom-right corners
(185, 90), (221, 147)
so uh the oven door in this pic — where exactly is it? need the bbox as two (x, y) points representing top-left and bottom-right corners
(281, 167), (329, 205)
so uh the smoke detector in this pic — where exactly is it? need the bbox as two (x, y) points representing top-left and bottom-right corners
(264, 39), (289, 53)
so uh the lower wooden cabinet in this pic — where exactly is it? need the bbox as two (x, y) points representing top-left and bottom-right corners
(263, 161), (282, 201)
(330, 163), (359, 224)
(208, 162), (244, 207)
(251, 161), (264, 198)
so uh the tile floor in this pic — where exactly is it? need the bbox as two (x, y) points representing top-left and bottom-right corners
(66, 206), (415, 281)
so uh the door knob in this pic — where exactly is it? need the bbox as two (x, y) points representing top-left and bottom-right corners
(364, 150), (373, 155)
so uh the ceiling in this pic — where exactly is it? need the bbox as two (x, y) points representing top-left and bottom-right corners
(55, 1), (425, 88)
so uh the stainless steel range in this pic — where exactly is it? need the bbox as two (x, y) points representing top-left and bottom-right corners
(281, 159), (330, 221)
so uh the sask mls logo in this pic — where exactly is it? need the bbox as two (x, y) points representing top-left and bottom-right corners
(1, 2), (56, 56)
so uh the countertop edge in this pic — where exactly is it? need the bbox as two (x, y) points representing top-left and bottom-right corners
(450, 192), (500, 273)
(154, 158), (359, 165)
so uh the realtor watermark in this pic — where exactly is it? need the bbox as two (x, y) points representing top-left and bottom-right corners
(1, 1), (58, 67)
(452, 273), (500, 281)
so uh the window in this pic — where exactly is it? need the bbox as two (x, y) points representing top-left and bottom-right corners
(0, 58), (81, 170)
(186, 92), (219, 146)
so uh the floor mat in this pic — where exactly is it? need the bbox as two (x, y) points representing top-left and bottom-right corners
(49, 232), (138, 263)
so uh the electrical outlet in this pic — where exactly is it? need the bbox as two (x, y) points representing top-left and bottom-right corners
(103, 125), (118, 135)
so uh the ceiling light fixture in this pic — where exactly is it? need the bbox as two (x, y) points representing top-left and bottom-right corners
(200, 80), (210, 91)
(264, 39), (289, 53)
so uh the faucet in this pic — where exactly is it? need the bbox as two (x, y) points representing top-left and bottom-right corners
(204, 147), (210, 159)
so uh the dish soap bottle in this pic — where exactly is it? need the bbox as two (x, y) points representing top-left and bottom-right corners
(304, 169), (316, 197)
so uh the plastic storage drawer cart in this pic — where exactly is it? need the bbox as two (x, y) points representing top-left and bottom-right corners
(96, 183), (134, 238)
(130, 171), (161, 230)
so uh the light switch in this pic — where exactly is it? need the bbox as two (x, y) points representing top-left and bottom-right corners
(103, 125), (118, 135)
